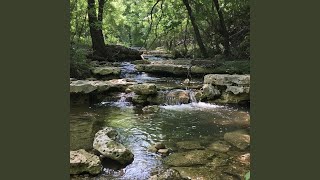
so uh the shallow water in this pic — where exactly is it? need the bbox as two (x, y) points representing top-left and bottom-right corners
(71, 61), (250, 179)
(70, 101), (249, 180)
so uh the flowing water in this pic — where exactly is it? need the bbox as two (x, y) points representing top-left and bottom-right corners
(71, 60), (250, 180)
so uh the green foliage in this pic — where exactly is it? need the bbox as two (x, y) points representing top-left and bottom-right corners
(245, 171), (250, 180)
(70, 0), (250, 59)
(70, 42), (92, 79)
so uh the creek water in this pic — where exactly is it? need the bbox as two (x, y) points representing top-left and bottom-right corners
(70, 61), (250, 180)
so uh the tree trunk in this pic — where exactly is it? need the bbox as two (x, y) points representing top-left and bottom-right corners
(182, 0), (208, 58)
(87, 0), (106, 57)
(213, 0), (231, 57)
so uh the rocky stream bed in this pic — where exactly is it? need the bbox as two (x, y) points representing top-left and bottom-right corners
(70, 55), (250, 180)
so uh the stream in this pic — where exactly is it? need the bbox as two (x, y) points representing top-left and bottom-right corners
(70, 60), (250, 180)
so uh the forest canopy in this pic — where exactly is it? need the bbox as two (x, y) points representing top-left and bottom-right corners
(70, 0), (249, 60)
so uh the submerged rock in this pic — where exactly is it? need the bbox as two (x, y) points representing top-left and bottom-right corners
(173, 167), (221, 180)
(70, 149), (102, 175)
(176, 141), (205, 150)
(93, 127), (134, 164)
(142, 105), (160, 113)
(164, 150), (215, 167)
(149, 168), (184, 180)
(126, 83), (157, 95)
(208, 140), (231, 153)
(224, 130), (250, 150)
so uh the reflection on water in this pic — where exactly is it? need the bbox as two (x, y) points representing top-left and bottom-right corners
(70, 101), (249, 179)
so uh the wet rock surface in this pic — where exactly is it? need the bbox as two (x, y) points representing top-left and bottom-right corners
(224, 130), (250, 150)
(164, 150), (215, 167)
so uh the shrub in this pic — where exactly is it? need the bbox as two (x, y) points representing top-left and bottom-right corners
(70, 43), (92, 79)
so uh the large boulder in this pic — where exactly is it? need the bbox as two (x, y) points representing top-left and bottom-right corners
(224, 130), (250, 150)
(93, 127), (134, 164)
(126, 83), (157, 95)
(92, 67), (121, 76)
(164, 150), (215, 167)
(70, 149), (102, 175)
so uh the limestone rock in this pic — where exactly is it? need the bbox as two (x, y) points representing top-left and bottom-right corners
(70, 149), (102, 175)
(93, 127), (134, 164)
(204, 74), (250, 86)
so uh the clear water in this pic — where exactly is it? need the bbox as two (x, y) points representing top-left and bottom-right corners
(70, 102), (249, 180)
(70, 60), (250, 179)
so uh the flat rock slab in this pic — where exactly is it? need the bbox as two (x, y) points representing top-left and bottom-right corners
(176, 141), (205, 150)
(224, 130), (250, 150)
(164, 150), (215, 167)
(70, 79), (136, 94)
(204, 74), (250, 86)
(70, 149), (102, 175)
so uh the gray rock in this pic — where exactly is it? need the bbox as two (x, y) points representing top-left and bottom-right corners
(93, 127), (134, 164)
(224, 130), (250, 150)
(70, 149), (102, 175)
(204, 74), (250, 86)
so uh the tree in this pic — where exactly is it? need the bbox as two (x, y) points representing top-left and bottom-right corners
(87, 0), (106, 57)
(182, 0), (208, 58)
(213, 0), (230, 57)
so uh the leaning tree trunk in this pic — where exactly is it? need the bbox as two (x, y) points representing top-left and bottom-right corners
(213, 0), (231, 57)
(182, 0), (208, 58)
(87, 0), (106, 57)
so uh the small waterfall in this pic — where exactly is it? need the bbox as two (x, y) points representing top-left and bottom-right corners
(189, 90), (197, 103)
(120, 62), (137, 78)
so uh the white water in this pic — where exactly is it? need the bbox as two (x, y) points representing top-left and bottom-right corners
(160, 102), (223, 111)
